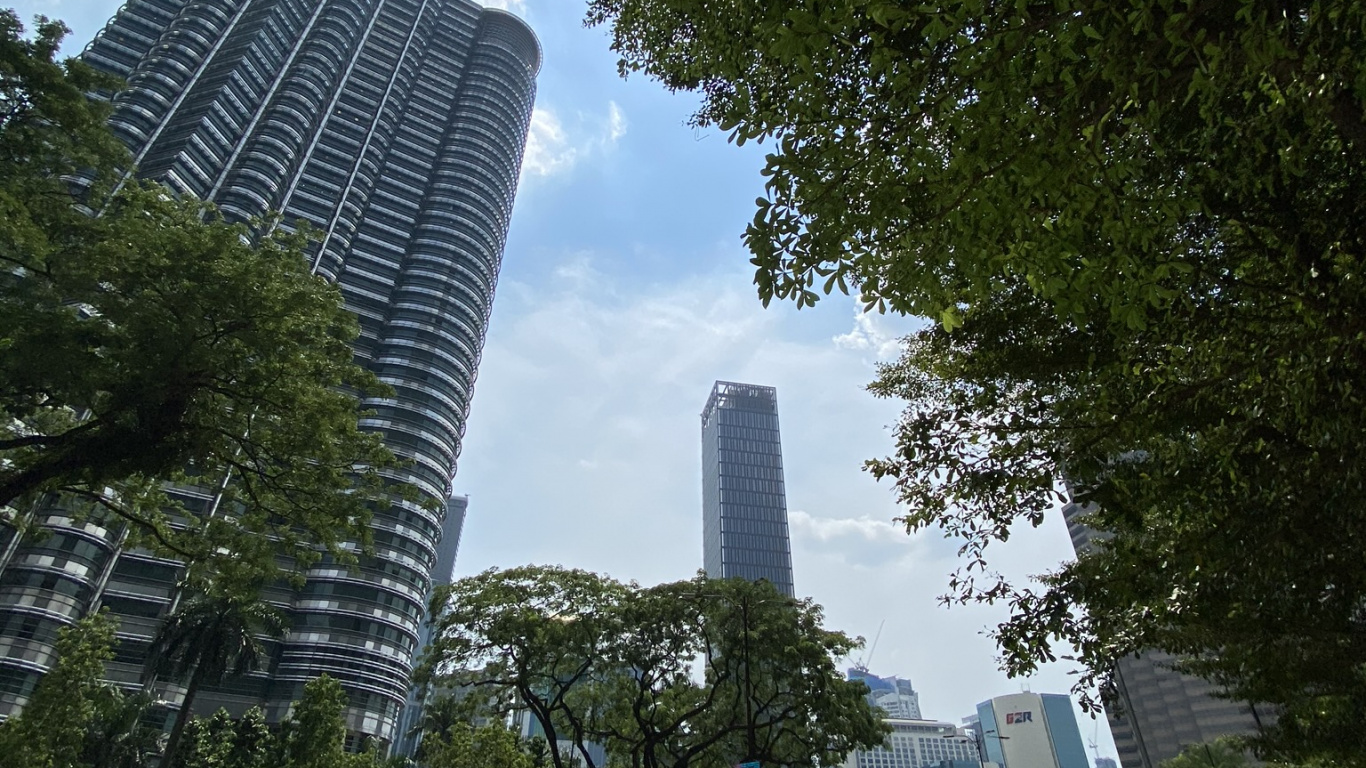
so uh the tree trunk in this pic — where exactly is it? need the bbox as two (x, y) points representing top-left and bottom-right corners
(159, 663), (204, 768)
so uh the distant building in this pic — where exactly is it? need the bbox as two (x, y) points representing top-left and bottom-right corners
(1062, 498), (1265, 767)
(840, 718), (982, 768)
(848, 668), (923, 720)
(701, 381), (794, 597)
(394, 496), (468, 757)
(973, 693), (1089, 768)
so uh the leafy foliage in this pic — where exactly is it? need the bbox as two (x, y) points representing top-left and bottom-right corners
(418, 722), (532, 768)
(144, 588), (288, 766)
(82, 690), (164, 768)
(0, 612), (120, 768)
(0, 11), (405, 583)
(1158, 738), (1249, 768)
(421, 566), (887, 768)
(273, 676), (352, 768)
(585, 0), (1366, 763)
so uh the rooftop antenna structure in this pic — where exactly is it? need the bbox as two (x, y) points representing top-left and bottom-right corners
(853, 619), (886, 673)
(1088, 721), (1101, 765)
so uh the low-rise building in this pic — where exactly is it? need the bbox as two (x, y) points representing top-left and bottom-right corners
(840, 718), (982, 768)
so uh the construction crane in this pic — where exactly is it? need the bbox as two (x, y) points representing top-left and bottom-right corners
(852, 619), (886, 673)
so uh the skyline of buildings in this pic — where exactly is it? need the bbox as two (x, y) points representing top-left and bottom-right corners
(701, 380), (795, 598)
(0, 0), (538, 748)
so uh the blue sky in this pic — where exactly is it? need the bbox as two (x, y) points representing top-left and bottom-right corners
(17, 0), (1117, 757)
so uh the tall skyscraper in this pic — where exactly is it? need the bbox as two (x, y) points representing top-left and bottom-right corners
(972, 692), (1089, 768)
(1062, 499), (1263, 767)
(700, 381), (794, 597)
(0, 0), (537, 747)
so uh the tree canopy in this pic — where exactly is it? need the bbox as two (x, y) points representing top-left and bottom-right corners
(417, 722), (533, 768)
(0, 12), (405, 582)
(586, 0), (1366, 763)
(1158, 738), (1249, 768)
(419, 566), (887, 768)
(0, 612), (120, 768)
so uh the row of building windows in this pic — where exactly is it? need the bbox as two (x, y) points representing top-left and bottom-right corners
(720, 517), (790, 538)
(715, 406), (778, 426)
(717, 476), (785, 495)
(719, 490), (788, 509)
(717, 442), (783, 461)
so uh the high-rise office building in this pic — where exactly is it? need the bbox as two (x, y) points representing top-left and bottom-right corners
(0, 0), (537, 747)
(971, 692), (1089, 768)
(700, 381), (794, 597)
(849, 667), (923, 720)
(1062, 499), (1263, 768)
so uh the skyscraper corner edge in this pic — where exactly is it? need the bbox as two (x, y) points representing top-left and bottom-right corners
(476, 5), (543, 75)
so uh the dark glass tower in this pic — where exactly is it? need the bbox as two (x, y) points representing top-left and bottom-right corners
(394, 495), (466, 758)
(0, 0), (537, 746)
(701, 381), (795, 597)
(1061, 499), (1263, 767)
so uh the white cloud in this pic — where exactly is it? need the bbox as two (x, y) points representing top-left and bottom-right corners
(519, 102), (628, 182)
(456, 252), (1109, 751)
(474, 0), (526, 12)
(833, 303), (921, 359)
(607, 101), (628, 143)
(789, 510), (924, 569)
(521, 108), (576, 179)
(790, 510), (910, 544)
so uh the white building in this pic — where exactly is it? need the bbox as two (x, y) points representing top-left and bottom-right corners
(971, 692), (1090, 768)
(841, 718), (981, 768)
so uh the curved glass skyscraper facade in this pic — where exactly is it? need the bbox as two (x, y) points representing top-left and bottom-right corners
(701, 381), (795, 597)
(0, 0), (537, 746)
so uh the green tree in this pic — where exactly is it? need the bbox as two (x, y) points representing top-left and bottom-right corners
(1159, 738), (1250, 768)
(585, 1), (1366, 763)
(0, 11), (405, 583)
(82, 689), (163, 768)
(523, 736), (552, 768)
(422, 566), (886, 768)
(170, 712), (235, 768)
(272, 676), (348, 768)
(406, 692), (497, 763)
(273, 674), (393, 768)
(0, 612), (119, 768)
(223, 709), (272, 768)
(143, 590), (287, 768)
(419, 722), (532, 768)
(420, 566), (628, 768)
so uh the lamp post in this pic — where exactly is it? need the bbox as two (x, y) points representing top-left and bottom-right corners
(944, 733), (985, 765)
(945, 730), (1009, 766)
